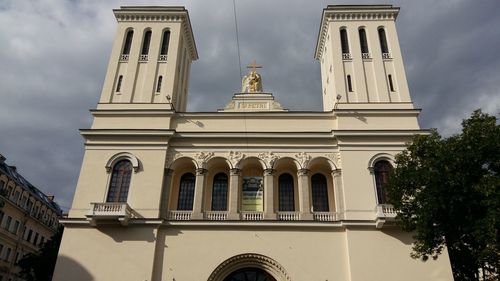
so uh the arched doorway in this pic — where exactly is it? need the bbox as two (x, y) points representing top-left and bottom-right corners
(208, 253), (290, 281)
(223, 267), (276, 281)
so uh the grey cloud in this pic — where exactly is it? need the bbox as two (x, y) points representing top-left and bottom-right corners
(0, 0), (498, 210)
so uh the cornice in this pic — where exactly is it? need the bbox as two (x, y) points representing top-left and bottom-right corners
(315, 5), (399, 59)
(113, 6), (198, 60)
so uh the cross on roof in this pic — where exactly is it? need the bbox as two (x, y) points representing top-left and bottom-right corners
(246, 60), (262, 72)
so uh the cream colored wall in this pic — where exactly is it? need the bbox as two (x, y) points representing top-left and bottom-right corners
(69, 149), (167, 218)
(345, 228), (454, 281)
(155, 227), (351, 281)
(53, 226), (157, 281)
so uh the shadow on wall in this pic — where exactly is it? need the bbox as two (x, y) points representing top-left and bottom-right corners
(96, 225), (159, 242)
(53, 255), (94, 281)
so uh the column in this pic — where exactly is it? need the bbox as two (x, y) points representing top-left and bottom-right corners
(228, 168), (240, 220)
(298, 169), (313, 220)
(332, 169), (345, 220)
(191, 168), (206, 220)
(159, 168), (174, 218)
(264, 169), (276, 220)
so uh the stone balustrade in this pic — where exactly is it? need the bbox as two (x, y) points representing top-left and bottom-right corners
(313, 212), (337, 222)
(240, 211), (264, 221)
(204, 211), (228, 221)
(168, 210), (192, 221)
(277, 212), (300, 221)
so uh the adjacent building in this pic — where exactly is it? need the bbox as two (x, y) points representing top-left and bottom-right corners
(0, 154), (62, 281)
(53, 5), (454, 281)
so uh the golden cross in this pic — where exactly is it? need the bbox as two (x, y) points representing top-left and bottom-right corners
(246, 60), (262, 72)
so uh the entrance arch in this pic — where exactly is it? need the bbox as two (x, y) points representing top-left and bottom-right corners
(223, 267), (276, 281)
(208, 253), (291, 281)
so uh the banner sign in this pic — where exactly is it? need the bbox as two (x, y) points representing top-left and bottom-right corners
(242, 177), (263, 211)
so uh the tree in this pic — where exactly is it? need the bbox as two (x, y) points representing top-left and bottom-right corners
(17, 226), (63, 281)
(386, 110), (499, 281)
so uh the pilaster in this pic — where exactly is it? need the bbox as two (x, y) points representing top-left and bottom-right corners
(228, 168), (240, 220)
(263, 169), (276, 220)
(191, 168), (206, 219)
(332, 169), (344, 220)
(298, 169), (313, 220)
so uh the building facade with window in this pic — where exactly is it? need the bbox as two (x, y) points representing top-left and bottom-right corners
(53, 5), (454, 281)
(0, 154), (62, 281)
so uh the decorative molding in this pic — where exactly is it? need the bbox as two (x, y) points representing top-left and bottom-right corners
(195, 151), (214, 167)
(228, 151), (245, 167)
(263, 169), (274, 176)
(258, 152), (279, 169)
(207, 253), (291, 281)
(229, 168), (241, 176)
(325, 152), (341, 168)
(297, 169), (309, 176)
(295, 152), (311, 169)
(105, 152), (140, 173)
(196, 168), (206, 176)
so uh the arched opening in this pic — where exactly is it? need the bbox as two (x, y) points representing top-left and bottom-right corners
(160, 30), (170, 55)
(106, 160), (132, 203)
(278, 173), (294, 211)
(122, 30), (134, 55)
(177, 172), (195, 210)
(340, 28), (349, 54)
(378, 27), (389, 54)
(223, 267), (276, 281)
(374, 160), (393, 204)
(208, 253), (290, 281)
(359, 28), (369, 54)
(212, 173), (228, 211)
(141, 30), (152, 55)
(311, 173), (329, 212)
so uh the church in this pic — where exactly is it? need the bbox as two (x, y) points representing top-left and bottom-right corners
(53, 5), (454, 281)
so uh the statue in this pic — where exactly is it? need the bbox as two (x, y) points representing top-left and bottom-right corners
(241, 60), (263, 93)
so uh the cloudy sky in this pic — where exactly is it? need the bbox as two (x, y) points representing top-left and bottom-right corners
(0, 0), (499, 211)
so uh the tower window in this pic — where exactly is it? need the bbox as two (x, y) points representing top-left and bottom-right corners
(359, 28), (369, 54)
(278, 173), (295, 211)
(374, 160), (393, 204)
(116, 75), (123, 92)
(340, 29), (349, 54)
(106, 160), (132, 203)
(388, 74), (395, 92)
(311, 174), (329, 212)
(160, 30), (170, 61)
(141, 30), (152, 55)
(211, 173), (228, 211)
(378, 28), (389, 54)
(177, 173), (195, 210)
(122, 30), (134, 55)
(156, 76), (163, 92)
(347, 75), (353, 92)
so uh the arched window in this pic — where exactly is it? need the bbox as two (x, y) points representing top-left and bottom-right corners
(311, 174), (329, 212)
(340, 29), (349, 54)
(116, 75), (123, 92)
(178, 173), (195, 210)
(211, 173), (228, 211)
(278, 173), (294, 211)
(374, 160), (393, 204)
(141, 30), (152, 55)
(359, 28), (369, 54)
(106, 160), (133, 202)
(122, 30), (134, 55)
(160, 30), (170, 56)
(388, 74), (395, 92)
(378, 28), (389, 54)
(347, 75), (353, 92)
(156, 76), (163, 92)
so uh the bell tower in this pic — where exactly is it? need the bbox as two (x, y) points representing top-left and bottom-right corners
(315, 5), (412, 111)
(98, 6), (197, 111)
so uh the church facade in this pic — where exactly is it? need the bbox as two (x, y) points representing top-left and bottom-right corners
(53, 5), (454, 281)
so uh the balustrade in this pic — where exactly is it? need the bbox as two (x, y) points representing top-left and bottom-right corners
(362, 52), (371, 59)
(159, 54), (168, 61)
(204, 211), (228, 221)
(313, 212), (337, 222)
(342, 53), (352, 60)
(240, 211), (264, 221)
(120, 54), (129, 61)
(382, 52), (392, 59)
(277, 212), (300, 221)
(168, 210), (192, 221)
(376, 204), (397, 218)
(139, 54), (149, 61)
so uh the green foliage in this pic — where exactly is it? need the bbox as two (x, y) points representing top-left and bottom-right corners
(386, 110), (499, 280)
(17, 226), (64, 281)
